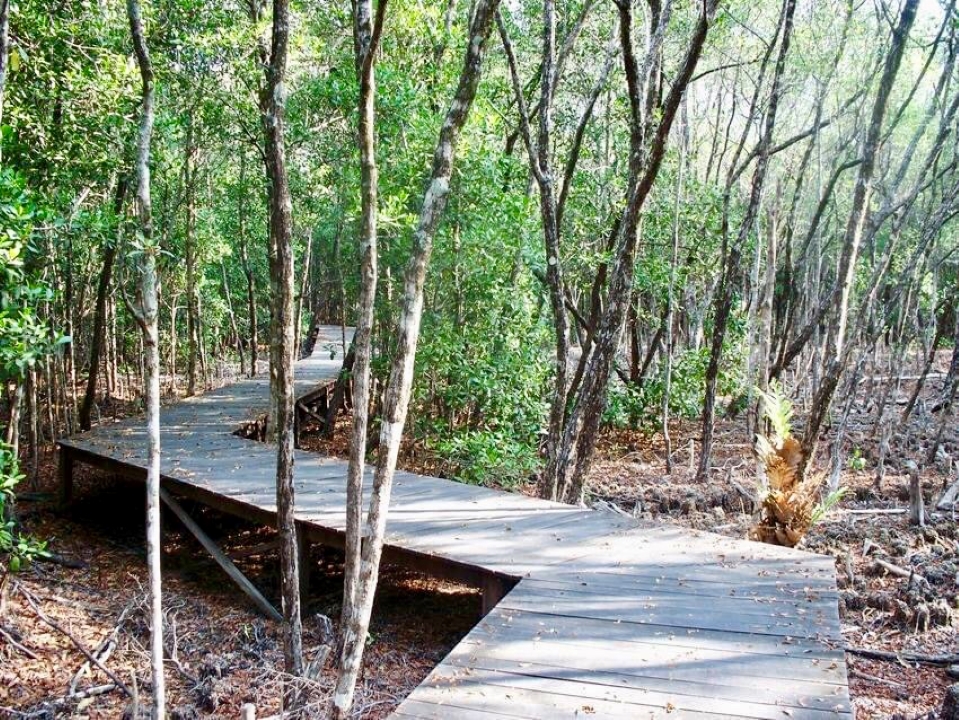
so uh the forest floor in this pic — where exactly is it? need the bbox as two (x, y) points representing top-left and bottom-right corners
(1, 446), (479, 718)
(581, 418), (959, 720)
(2, 365), (957, 719)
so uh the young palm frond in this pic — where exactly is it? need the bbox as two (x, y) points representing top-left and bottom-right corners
(750, 382), (835, 548)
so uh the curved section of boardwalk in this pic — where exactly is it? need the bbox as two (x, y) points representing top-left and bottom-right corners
(58, 327), (851, 719)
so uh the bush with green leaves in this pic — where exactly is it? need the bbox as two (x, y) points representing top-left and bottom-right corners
(0, 443), (47, 573)
(0, 170), (62, 573)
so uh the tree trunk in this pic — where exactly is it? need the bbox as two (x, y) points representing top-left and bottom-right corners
(333, 1), (500, 713)
(662, 98), (687, 474)
(79, 178), (128, 431)
(26, 368), (39, 484)
(698, 0), (796, 481)
(294, 228), (313, 357)
(801, 0), (918, 474)
(260, 0), (303, 695)
(185, 117), (199, 397)
(221, 260), (245, 377)
(901, 321), (944, 424)
(0, 0), (9, 162)
(927, 313), (959, 465)
(497, 3), (570, 500)
(340, 0), (386, 640)
(554, 0), (717, 503)
(236, 152), (258, 379)
(125, 1), (164, 715)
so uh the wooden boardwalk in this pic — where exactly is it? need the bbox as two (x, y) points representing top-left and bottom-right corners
(58, 327), (851, 719)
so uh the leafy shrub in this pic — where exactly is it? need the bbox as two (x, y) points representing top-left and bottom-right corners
(0, 443), (47, 573)
(432, 429), (541, 488)
(603, 347), (711, 431)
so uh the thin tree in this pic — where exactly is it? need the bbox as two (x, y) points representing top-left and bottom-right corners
(800, 0), (919, 475)
(0, 0), (9, 162)
(125, 0), (164, 714)
(79, 177), (128, 430)
(341, 0), (387, 647)
(498, 0), (571, 502)
(333, 0), (502, 713)
(697, 0), (796, 481)
(550, 0), (720, 503)
(260, 0), (303, 692)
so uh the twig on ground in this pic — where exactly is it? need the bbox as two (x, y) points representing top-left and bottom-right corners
(849, 668), (907, 688)
(16, 582), (133, 697)
(873, 558), (926, 583)
(0, 622), (38, 659)
(69, 601), (134, 695)
(846, 646), (959, 665)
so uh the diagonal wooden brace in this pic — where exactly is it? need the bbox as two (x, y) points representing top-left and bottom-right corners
(159, 487), (283, 623)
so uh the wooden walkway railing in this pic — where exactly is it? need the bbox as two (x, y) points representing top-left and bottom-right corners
(58, 326), (851, 719)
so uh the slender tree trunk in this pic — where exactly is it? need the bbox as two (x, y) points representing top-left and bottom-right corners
(26, 369), (38, 483)
(698, 0), (796, 481)
(185, 118), (199, 397)
(341, 0), (386, 640)
(801, 0), (918, 474)
(80, 178), (128, 430)
(260, 0), (303, 693)
(294, 229), (313, 356)
(5, 383), (22, 457)
(333, 2), (500, 713)
(555, 0), (717, 503)
(125, 1), (164, 715)
(221, 261), (245, 377)
(0, 0), (9, 162)
(901, 322), (944, 424)
(168, 295), (179, 395)
(238, 153), (258, 378)
(497, 3), (570, 500)
(757, 200), (778, 394)
(663, 100), (687, 474)
(927, 313), (959, 465)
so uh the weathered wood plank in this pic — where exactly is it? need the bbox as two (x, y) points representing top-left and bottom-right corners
(467, 607), (847, 670)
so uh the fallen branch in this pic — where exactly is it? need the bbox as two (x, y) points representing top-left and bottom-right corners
(17, 583), (133, 697)
(937, 477), (959, 510)
(36, 553), (88, 570)
(849, 668), (907, 688)
(845, 508), (907, 515)
(231, 540), (280, 559)
(872, 558), (926, 583)
(69, 603), (133, 695)
(846, 646), (959, 666)
(0, 622), (38, 659)
(591, 499), (631, 517)
(66, 683), (118, 700)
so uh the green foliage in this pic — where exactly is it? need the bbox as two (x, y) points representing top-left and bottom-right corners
(848, 448), (867, 471)
(0, 443), (48, 573)
(757, 381), (793, 443)
(0, 170), (68, 382)
(0, 174), (61, 574)
(433, 429), (541, 489)
(603, 347), (711, 431)
(811, 486), (848, 525)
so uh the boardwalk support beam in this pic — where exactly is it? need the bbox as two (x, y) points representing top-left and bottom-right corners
(481, 573), (511, 617)
(58, 445), (74, 509)
(159, 487), (283, 622)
